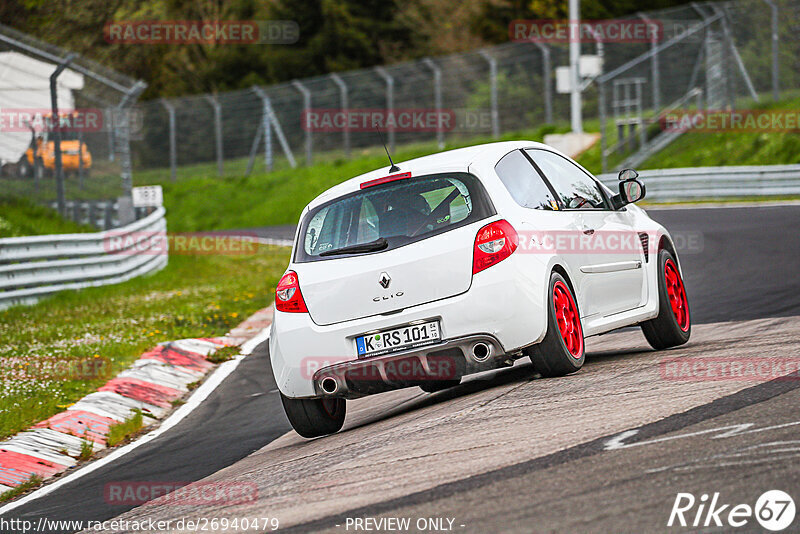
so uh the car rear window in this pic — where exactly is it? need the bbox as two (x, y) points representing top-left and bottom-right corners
(295, 172), (495, 262)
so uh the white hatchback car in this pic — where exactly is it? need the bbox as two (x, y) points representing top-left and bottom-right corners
(270, 141), (691, 437)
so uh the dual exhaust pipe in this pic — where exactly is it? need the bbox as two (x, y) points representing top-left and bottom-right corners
(316, 340), (494, 396)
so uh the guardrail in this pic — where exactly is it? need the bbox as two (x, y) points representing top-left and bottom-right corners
(0, 207), (167, 310)
(598, 164), (800, 201)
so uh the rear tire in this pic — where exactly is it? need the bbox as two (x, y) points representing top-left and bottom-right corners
(641, 249), (691, 350)
(280, 393), (346, 438)
(419, 379), (461, 393)
(527, 272), (585, 377)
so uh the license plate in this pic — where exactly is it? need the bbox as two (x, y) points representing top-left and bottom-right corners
(356, 321), (441, 358)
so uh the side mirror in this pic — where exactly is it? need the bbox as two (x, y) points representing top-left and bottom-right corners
(620, 179), (645, 204)
(611, 169), (646, 209)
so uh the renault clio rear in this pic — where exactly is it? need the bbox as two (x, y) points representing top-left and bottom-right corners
(270, 141), (691, 438)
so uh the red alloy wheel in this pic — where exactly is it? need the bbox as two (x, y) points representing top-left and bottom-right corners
(664, 258), (690, 332)
(553, 280), (584, 358)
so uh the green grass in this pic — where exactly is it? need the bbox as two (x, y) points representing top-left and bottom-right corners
(0, 196), (93, 238)
(639, 92), (800, 170)
(106, 410), (144, 447)
(206, 345), (239, 364)
(0, 475), (43, 503)
(79, 437), (94, 461)
(0, 245), (289, 440)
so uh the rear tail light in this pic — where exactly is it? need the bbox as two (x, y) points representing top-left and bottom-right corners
(275, 271), (308, 313)
(473, 219), (518, 274)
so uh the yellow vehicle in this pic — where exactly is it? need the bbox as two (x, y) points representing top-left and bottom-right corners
(19, 112), (92, 179)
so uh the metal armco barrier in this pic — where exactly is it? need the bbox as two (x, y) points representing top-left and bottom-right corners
(597, 164), (800, 201)
(0, 207), (167, 310)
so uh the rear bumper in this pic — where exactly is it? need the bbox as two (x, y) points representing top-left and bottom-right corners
(312, 334), (507, 399)
(270, 254), (549, 398)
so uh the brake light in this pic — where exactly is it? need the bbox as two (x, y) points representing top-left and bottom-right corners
(275, 271), (308, 313)
(360, 172), (411, 189)
(473, 219), (518, 274)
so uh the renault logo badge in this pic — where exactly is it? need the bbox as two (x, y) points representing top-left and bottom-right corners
(378, 272), (391, 289)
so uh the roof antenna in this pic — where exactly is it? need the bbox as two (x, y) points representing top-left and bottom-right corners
(374, 120), (400, 173)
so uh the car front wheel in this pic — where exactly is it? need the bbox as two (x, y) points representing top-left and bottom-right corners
(280, 393), (346, 438)
(641, 249), (691, 350)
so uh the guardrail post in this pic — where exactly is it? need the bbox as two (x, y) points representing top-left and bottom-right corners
(50, 52), (77, 217)
(204, 95), (224, 176)
(422, 58), (444, 149)
(374, 67), (395, 153)
(88, 201), (96, 229)
(291, 80), (313, 165)
(329, 73), (350, 158)
(478, 51), (500, 139)
(160, 99), (177, 182)
(104, 201), (113, 230)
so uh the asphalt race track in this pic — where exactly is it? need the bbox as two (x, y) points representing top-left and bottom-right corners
(3, 204), (800, 533)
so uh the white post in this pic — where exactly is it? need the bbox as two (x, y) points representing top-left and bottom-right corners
(569, 0), (583, 133)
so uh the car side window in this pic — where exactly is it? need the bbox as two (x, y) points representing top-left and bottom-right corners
(494, 150), (557, 210)
(524, 149), (608, 210)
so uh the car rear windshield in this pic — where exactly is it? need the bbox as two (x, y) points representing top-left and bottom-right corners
(294, 172), (495, 263)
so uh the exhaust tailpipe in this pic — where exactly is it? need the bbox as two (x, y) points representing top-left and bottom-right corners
(472, 342), (491, 362)
(320, 376), (339, 395)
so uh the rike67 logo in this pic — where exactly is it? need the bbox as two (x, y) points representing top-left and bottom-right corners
(669, 490), (795, 531)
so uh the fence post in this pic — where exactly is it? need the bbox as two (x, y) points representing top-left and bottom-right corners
(291, 80), (312, 165)
(116, 81), (146, 225)
(422, 58), (444, 149)
(329, 73), (350, 158)
(160, 99), (177, 182)
(713, 5), (759, 103)
(106, 108), (115, 162)
(50, 52), (76, 217)
(533, 43), (552, 124)
(761, 0), (779, 101)
(253, 86), (296, 169)
(599, 79), (608, 173)
(249, 87), (273, 173)
(374, 67), (395, 153)
(478, 51), (500, 138)
(638, 13), (660, 111)
(204, 95), (224, 176)
(77, 128), (84, 189)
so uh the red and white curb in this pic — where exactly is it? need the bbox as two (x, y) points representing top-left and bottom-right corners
(0, 306), (273, 499)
